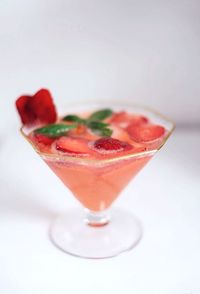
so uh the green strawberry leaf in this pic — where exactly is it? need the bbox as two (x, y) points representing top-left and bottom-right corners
(34, 124), (76, 138)
(89, 108), (113, 121)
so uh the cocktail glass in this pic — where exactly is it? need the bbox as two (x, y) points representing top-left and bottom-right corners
(21, 102), (175, 259)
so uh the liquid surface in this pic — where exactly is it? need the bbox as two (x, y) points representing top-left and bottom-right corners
(29, 110), (167, 159)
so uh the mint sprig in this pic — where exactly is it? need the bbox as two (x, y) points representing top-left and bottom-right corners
(61, 108), (113, 137)
(34, 108), (114, 139)
(34, 124), (76, 137)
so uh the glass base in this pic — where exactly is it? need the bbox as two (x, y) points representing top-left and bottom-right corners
(49, 208), (143, 259)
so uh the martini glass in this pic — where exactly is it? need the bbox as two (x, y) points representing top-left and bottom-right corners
(21, 102), (175, 259)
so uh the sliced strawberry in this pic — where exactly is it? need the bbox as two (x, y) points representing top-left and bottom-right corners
(16, 95), (36, 124)
(127, 124), (165, 142)
(33, 133), (55, 145)
(92, 137), (132, 154)
(110, 111), (128, 124)
(16, 88), (57, 125)
(55, 137), (90, 155)
(131, 115), (148, 125)
(110, 111), (148, 127)
(30, 89), (57, 124)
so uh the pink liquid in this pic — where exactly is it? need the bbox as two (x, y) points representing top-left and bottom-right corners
(29, 110), (167, 211)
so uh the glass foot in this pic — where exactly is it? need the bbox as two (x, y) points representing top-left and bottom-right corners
(49, 208), (143, 259)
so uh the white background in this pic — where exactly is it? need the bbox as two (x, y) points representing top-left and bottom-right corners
(1, 0), (200, 128)
(0, 1), (200, 293)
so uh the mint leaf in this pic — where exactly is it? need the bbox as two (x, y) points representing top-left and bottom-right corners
(91, 127), (113, 137)
(89, 109), (113, 121)
(87, 121), (109, 130)
(99, 128), (113, 137)
(62, 115), (86, 124)
(34, 124), (76, 138)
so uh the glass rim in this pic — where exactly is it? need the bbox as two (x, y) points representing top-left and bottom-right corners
(20, 102), (175, 165)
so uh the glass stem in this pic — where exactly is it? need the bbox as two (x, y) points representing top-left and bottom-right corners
(84, 209), (110, 227)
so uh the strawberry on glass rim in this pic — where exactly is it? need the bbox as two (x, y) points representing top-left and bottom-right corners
(16, 89), (57, 125)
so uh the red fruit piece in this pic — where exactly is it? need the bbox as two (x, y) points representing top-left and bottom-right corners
(33, 133), (55, 145)
(55, 137), (90, 155)
(130, 115), (148, 125)
(92, 137), (132, 154)
(110, 111), (148, 128)
(16, 89), (57, 125)
(127, 124), (165, 142)
(110, 111), (128, 125)
(30, 89), (57, 124)
(16, 95), (36, 124)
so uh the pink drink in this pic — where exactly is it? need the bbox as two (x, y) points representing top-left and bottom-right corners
(28, 110), (167, 211)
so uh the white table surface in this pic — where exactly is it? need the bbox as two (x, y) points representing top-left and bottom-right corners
(0, 127), (200, 294)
